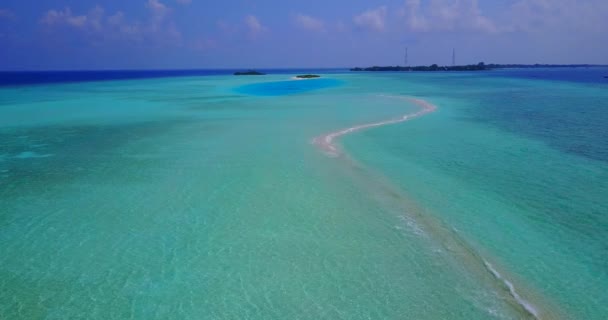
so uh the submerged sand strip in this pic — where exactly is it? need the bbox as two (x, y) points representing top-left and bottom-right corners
(312, 95), (548, 319)
(312, 96), (436, 156)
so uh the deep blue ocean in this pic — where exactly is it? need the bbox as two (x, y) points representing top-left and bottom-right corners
(0, 69), (349, 87)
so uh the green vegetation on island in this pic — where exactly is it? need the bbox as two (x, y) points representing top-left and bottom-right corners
(351, 63), (597, 72)
(234, 70), (266, 75)
(351, 63), (487, 72)
(296, 74), (321, 79)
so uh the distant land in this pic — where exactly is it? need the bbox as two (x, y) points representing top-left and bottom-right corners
(234, 70), (266, 75)
(351, 63), (600, 72)
(296, 74), (321, 79)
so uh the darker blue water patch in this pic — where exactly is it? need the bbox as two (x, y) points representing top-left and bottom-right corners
(392, 68), (608, 163)
(0, 69), (348, 87)
(468, 70), (608, 163)
(0, 70), (231, 87)
(234, 78), (343, 96)
(488, 67), (608, 85)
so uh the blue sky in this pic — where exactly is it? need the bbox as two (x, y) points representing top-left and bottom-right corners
(1, 0), (607, 70)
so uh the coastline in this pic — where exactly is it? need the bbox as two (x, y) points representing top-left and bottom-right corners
(312, 95), (554, 319)
(312, 96), (436, 157)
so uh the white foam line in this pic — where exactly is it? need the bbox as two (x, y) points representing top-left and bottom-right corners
(484, 260), (540, 319)
(312, 96), (545, 319)
(290, 76), (321, 81)
(312, 95), (437, 157)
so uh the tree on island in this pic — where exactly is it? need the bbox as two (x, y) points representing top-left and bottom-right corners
(296, 74), (321, 79)
(350, 62), (597, 72)
(234, 70), (266, 75)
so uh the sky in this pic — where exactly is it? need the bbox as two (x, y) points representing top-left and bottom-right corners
(0, 0), (607, 70)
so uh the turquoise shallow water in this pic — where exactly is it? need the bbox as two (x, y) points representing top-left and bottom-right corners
(1, 70), (607, 319)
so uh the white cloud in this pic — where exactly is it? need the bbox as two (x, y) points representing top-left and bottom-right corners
(353, 6), (387, 32)
(107, 11), (125, 26)
(245, 15), (262, 33)
(40, 6), (105, 31)
(399, 0), (497, 33)
(402, 0), (428, 31)
(398, 0), (608, 35)
(294, 14), (325, 32)
(506, 0), (608, 33)
(41, 8), (86, 27)
(40, 2), (181, 46)
(146, 0), (170, 24)
(0, 8), (16, 20)
(245, 15), (267, 38)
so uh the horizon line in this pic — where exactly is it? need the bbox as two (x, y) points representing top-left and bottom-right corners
(1, 64), (608, 73)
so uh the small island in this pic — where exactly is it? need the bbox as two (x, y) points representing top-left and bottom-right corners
(296, 74), (321, 79)
(234, 70), (266, 75)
